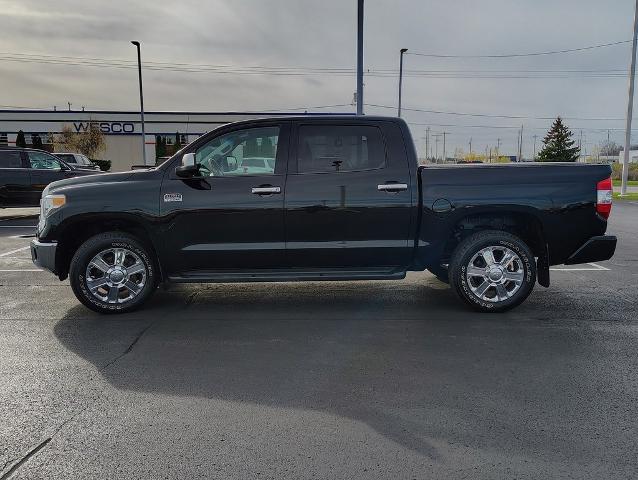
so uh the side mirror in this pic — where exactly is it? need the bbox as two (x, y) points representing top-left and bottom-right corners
(175, 153), (201, 178)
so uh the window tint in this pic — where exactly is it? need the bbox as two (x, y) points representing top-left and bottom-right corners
(28, 151), (61, 170)
(195, 126), (279, 177)
(297, 125), (386, 173)
(0, 150), (22, 168)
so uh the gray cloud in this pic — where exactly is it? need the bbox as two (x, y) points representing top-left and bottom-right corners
(0, 0), (634, 156)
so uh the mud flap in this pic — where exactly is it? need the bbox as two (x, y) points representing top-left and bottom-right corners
(537, 243), (550, 288)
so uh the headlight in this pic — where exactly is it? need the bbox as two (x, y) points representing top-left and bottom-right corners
(41, 194), (66, 217)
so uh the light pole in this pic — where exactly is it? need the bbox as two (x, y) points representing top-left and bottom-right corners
(398, 48), (408, 117)
(622, 0), (638, 195)
(131, 41), (147, 166)
(356, 0), (364, 116)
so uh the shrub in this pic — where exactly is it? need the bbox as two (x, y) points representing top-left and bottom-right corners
(611, 162), (638, 181)
(92, 159), (112, 172)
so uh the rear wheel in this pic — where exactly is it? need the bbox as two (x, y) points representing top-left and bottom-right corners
(449, 230), (536, 312)
(69, 232), (157, 314)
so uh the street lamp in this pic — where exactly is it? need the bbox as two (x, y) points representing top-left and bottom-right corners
(397, 48), (408, 118)
(131, 41), (147, 166)
(398, 48), (408, 117)
(356, 0), (364, 116)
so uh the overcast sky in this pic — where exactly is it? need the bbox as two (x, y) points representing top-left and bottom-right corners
(0, 0), (635, 157)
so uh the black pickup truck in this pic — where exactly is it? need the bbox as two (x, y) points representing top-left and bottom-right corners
(31, 116), (616, 314)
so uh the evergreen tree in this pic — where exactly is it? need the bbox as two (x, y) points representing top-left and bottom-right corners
(16, 130), (26, 148)
(156, 136), (166, 158)
(174, 132), (182, 151)
(537, 117), (580, 162)
(32, 134), (43, 149)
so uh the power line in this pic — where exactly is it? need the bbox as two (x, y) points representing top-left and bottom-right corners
(406, 39), (632, 58)
(0, 52), (631, 80)
(365, 103), (629, 121)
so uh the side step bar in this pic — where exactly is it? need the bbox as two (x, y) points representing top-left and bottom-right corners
(168, 268), (407, 284)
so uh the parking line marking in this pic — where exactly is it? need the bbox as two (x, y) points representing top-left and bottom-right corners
(0, 269), (42, 272)
(551, 262), (610, 272)
(0, 246), (30, 257)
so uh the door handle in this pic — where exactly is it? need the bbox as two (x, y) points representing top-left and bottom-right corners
(377, 183), (408, 192)
(251, 186), (281, 195)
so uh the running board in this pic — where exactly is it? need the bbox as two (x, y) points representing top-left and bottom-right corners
(168, 268), (406, 283)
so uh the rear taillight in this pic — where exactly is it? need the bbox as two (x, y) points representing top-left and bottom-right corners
(596, 177), (613, 220)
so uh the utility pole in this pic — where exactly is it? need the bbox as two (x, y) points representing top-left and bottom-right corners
(533, 135), (538, 160)
(398, 48), (408, 117)
(579, 130), (584, 162)
(67, 101), (72, 111)
(622, 0), (638, 195)
(425, 127), (430, 160)
(469, 137), (472, 154)
(131, 41), (147, 166)
(496, 138), (501, 159)
(356, 0), (364, 116)
(442, 131), (448, 163)
(433, 134), (442, 163)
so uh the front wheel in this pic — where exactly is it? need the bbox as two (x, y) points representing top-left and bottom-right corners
(69, 232), (157, 314)
(449, 230), (536, 313)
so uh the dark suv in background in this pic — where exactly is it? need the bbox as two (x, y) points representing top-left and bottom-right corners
(0, 147), (99, 207)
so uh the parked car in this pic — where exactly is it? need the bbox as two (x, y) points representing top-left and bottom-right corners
(0, 147), (99, 207)
(31, 116), (616, 314)
(54, 152), (100, 171)
(226, 157), (275, 175)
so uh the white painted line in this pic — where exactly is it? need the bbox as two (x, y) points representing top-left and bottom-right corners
(551, 262), (609, 272)
(0, 246), (30, 257)
(588, 262), (611, 271)
(0, 269), (42, 272)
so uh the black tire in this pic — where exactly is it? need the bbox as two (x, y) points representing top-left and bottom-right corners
(449, 230), (536, 313)
(69, 232), (157, 314)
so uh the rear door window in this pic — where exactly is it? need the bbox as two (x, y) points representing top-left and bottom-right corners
(296, 125), (386, 173)
(0, 150), (23, 168)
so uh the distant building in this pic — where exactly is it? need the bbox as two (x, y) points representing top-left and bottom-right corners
(0, 109), (346, 171)
(618, 151), (638, 164)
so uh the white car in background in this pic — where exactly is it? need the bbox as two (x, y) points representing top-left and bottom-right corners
(54, 152), (100, 171)
(227, 157), (275, 175)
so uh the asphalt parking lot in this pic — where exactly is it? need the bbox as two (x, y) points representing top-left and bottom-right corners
(1, 204), (637, 479)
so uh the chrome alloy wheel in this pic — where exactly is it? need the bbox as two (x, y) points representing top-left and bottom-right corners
(84, 247), (147, 304)
(465, 245), (525, 303)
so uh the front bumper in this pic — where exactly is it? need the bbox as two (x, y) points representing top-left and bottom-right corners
(565, 235), (617, 265)
(31, 240), (57, 274)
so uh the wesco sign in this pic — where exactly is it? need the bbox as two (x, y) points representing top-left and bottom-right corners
(73, 122), (136, 134)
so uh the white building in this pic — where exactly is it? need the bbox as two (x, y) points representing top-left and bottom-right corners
(618, 150), (638, 164)
(0, 109), (345, 171)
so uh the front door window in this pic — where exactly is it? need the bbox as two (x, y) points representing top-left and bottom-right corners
(28, 151), (61, 170)
(195, 126), (280, 177)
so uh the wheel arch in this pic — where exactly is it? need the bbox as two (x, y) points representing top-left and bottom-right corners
(431, 208), (549, 286)
(54, 213), (162, 281)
